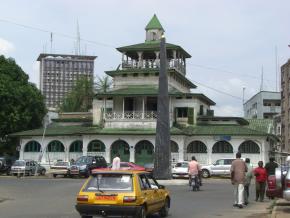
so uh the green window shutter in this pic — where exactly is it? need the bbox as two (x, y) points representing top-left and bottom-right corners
(187, 107), (194, 125)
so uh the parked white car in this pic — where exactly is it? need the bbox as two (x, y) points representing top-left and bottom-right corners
(201, 158), (235, 178)
(172, 161), (189, 178)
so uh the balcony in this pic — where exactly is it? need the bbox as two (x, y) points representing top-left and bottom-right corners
(121, 59), (185, 75)
(103, 111), (173, 128)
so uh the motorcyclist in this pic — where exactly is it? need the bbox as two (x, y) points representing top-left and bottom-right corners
(188, 156), (202, 186)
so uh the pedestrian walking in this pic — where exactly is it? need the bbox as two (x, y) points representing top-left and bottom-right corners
(254, 161), (267, 202)
(265, 157), (278, 176)
(112, 153), (121, 170)
(230, 152), (247, 209)
(244, 158), (253, 205)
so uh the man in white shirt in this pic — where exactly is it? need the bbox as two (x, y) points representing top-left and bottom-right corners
(112, 154), (121, 170)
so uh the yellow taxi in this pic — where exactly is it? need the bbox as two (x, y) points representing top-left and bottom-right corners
(75, 170), (170, 218)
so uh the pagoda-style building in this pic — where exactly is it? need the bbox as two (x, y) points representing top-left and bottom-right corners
(12, 15), (277, 168)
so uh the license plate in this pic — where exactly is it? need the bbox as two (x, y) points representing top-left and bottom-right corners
(95, 196), (117, 201)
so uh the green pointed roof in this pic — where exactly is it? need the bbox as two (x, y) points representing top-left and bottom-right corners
(145, 14), (164, 31)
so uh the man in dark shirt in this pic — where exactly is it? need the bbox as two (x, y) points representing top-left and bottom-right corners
(265, 157), (278, 175)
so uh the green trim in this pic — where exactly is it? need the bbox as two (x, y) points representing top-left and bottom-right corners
(145, 14), (164, 31)
(198, 116), (249, 125)
(105, 69), (197, 89)
(52, 118), (92, 123)
(117, 42), (191, 58)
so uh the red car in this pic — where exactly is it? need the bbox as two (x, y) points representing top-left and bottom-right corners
(92, 162), (145, 173)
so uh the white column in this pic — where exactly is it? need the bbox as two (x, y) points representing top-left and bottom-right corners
(83, 137), (89, 156)
(137, 52), (143, 68)
(155, 51), (160, 67)
(178, 137), (185, 161)
(129, 146), (135, 162)
(105, 146), (111, 163)
(19, 140), (24, 160)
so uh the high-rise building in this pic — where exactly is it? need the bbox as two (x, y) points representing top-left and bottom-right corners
(281, 59), (290, 152)
(37, 53), (97, 108)
(243, 91), (281, 119)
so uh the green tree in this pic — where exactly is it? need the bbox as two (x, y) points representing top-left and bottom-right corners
(0, 55), (46, 156)
(60, 76), (94, 112)
(94, 75), (112, 114)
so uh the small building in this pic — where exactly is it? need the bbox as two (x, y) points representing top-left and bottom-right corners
(244, 91), (281, 119)
(11, 15), (278, 167)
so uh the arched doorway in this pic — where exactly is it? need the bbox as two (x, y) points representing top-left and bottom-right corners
(239, 140), (260, 165)
(23, 141), (41, 160)
(46, 140), (65, 163)
(111, 140), (130, 162)
(171, 141), (179, 164)
(135, 140), (154, 166)
(69, 140), (83, 161)
(87, 140), (106, 158)
(186, 140), (208, 164)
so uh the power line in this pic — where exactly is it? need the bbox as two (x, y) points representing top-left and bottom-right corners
(190, 79), (243, 100)
(0, 18), (116, 48)
(187, 62), (275, 83)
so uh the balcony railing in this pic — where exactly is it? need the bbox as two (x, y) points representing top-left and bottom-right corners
(104, 111), (157, 120)
(122, 59), (185, 74)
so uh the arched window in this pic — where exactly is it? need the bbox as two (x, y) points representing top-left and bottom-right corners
(69, 140), (83, 152)
(24, 141), (41, 152)
(171, 141), (179, 152)
(212, 141), (233, 153)
(88, 140), (105, 152)
(187, 141), (207, 153)
(135, 140), (154, 155)
(47, 140), (65, 152)
(239, 140), (260, 153)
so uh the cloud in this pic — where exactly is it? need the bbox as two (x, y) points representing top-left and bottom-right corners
(0, 38), (15, 55)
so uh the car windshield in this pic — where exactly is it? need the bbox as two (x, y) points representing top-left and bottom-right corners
(175, 162), (188, 168)
(76, 156), (92, 165)
(84, 174), (133, 192)
(13, 160), (25, 166)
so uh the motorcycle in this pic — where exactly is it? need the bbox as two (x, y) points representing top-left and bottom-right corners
(189, 174), (200, 191)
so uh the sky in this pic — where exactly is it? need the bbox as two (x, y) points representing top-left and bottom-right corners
(0, 0), (290, 116)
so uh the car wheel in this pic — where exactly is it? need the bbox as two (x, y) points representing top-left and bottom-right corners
(137, 206), (146, 218)
(159, 198), (169, 217)
(202, 169), (210, 178)
(53, 174), (57, 178)
(41, 169), (46, 175)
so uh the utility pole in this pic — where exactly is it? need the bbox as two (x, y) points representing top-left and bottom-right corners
(153, 35), (171, 179)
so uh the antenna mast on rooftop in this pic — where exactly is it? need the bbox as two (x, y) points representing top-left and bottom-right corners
(50, 32), (53, 53)
(260, 66), (264, 91)
(76, 20), (81, 55)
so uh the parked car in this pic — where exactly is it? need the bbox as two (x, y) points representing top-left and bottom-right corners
(50, 161), (70, 178)
(172, 161), (189, 178)
(144, 163), (154, 173)
(10, 160), (46, 176)
(283, 156), (290, 201)
(75, 170), (170, 218)
(69, 156), (107, 177)
(0, 156), (15, 175)
(201, 158), (235, 178)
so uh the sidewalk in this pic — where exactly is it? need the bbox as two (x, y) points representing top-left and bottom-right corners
(271, 199), (290, 218)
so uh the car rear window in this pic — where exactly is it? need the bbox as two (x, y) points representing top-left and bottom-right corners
(84, 174), (133, 192)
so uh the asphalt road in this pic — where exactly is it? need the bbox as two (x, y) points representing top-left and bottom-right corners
(0, 177), (271, 218)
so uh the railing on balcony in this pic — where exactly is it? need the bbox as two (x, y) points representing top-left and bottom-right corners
(122, 59), (185, 74)
(104, 111), (157, 120)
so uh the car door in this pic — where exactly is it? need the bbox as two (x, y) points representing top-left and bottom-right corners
(211, 159), (225, 175)
(138, 174), (157, 214)
(146, 174), (164, 211)
(223, 159), (234, 175)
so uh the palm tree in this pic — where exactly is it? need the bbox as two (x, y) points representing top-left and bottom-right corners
(94, 75), (112, 115)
